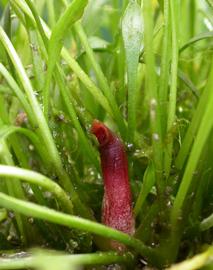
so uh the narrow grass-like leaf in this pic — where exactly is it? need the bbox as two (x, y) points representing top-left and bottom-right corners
(0, 165), (73, 214)
(122, 1), (143, 142)
(0, 192), (155, 260)
(167, 247), (213, 270)
(200, 213), (213, 231)
(179, 31), (213, 53)
(75, 21), (127, 138)
(159, 0), (171, 135)
(0, 250), (132, 269)
(43, 0), (88, 118)
(20, 1), (98, 167)
(176, 66), (212, 169)
(171, 61), (213, 226)
(12, 0), (34, 22)
(55, 68), (98, 168)
(143, 0), (163, 196)
(0, 140), (26, 243)
(46, 0), (56, 27)
(0, 26), (60, 167)
(134, 162), (155, 217)
(164, 0), (179, 178)
(178, 69), (199, 99)
(13, 0), (113, 117)
(60, 47), (113, 116)
(22, 0), (47, 44)
(0, 208), (7, 222)
(0, 26), (90, 218)
(0, 85), (12, 94)
(28, 29), (45, 93)
(0, 125), (48, 161)
(0, 63), (35, 126)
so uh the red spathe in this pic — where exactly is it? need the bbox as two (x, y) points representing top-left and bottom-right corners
(91, 120), (135, 249)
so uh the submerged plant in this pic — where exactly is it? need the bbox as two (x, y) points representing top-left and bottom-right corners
(0, 0), (212, 269)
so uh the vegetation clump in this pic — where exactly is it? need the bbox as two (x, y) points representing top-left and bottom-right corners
(0, 0), (212, 269)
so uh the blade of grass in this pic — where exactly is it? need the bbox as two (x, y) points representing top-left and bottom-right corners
(0, 192), (155, 261)
(75, 21), (127, 138)
(0, 94), (49, 206)
(200, 213), (213, 231)
(179, 31), (213, 53)
(122, 1), (143, 142)
(143, 0), (163, 196)
(2, 4), (16, 79)
(28, 8), (98, 168)
(0, 250), (132, 269)
(0, 63), (36, 126)
(0, 139), (26, 243)
(0, 26), (91, 219)
(175, 66), (212, 169)
(43, 0), (88, 119)
(0, 26), (60, 168)
(164, 0), (179, 178)
(21, 9), (99, 168)
(171, 60), (213, 227)
(134, 162), (155, 217)
(28, 29), (45, 93)
(158, 0), (171, 136)
(46, 0), (56, 28)
(167, 247), (213, 270)
(13, 0), (114, 118)
(0, 208), (7, 222)
(55, 67), (99, 168)
(60, 47), (113, 116)
(0, 125), (49, 164)
(0, 165), (73, 214)
(178, 69), (199, 99)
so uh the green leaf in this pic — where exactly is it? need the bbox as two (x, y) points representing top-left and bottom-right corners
(171, 60), (213, 227)
(179, 31), (213, 53)
(0, 249), (132, 269)
(43, 0), (88, 118)
(178, 69), (199, 99)
(0, 124), (35, 143)
(0, 165), (73, 214)
(0, 125), (48, 162)
(134, 162), (155, 217)
(87, 36), (110, 51)
(0, 192), (154, 260)
(122, 0), (143, 142)
(0, 63), (35, 126)
(200, 212), (213, 231)
(0, 208), (7, 222)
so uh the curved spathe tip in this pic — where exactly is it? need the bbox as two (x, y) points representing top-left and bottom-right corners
(91, 120), (112, 147)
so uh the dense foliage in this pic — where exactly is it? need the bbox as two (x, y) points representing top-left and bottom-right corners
(0, 0), (212, 269)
